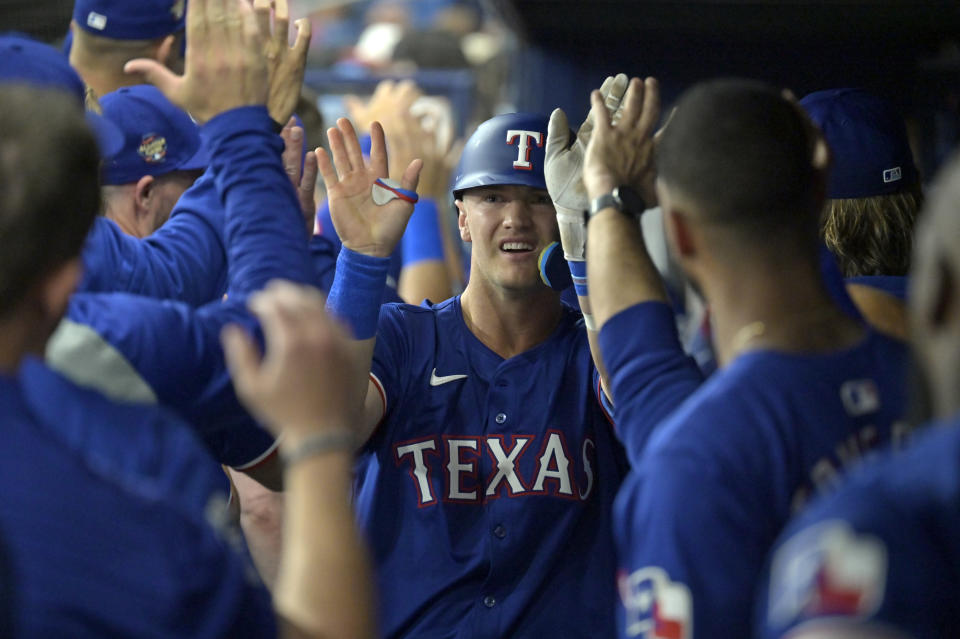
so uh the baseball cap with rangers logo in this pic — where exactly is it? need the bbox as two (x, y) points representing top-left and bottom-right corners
(99, 84), (208, 186)
(73, 0), (187, 40)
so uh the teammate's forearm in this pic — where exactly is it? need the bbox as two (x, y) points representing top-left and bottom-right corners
(275, 447), (377, 639)
(325, 248), (391, 440)
(587, 209), (669, 331)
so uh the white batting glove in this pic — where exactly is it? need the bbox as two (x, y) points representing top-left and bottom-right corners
(545, 73), (629, 262)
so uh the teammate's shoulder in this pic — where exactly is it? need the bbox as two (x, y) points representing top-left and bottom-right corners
(760, 421), (960, 639)
(18, 357), (214, 484)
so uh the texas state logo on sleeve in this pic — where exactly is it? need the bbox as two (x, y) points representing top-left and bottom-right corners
(766, 520), (887, 627)
(617, 566), (691, 639)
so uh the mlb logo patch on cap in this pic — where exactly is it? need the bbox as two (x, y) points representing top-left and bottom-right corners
(86, 11), (108, 31)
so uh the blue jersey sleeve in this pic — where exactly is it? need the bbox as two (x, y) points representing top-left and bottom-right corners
(62, 293), (275, 469)
(616, 453), (773, 639)
(367, 303), (419, 440)
(203, 106), (313, 295)
(79, 173), (228, 305)
(599, 302), (704, 462)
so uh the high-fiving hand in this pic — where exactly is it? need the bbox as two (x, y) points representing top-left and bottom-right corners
(583, 77), (662, 207)
(316, 119), (422, 258)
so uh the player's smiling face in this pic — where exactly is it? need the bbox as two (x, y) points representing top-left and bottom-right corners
(457, 184), (559, 293)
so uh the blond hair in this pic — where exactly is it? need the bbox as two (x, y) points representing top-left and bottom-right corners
(821, 185), (923, 277)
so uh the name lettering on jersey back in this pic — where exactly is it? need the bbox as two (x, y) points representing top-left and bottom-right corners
(394, 431), (596, 506)
(790, 421), (915, 512)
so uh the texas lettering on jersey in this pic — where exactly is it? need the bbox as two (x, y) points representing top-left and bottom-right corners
(394, 430), (598, 506)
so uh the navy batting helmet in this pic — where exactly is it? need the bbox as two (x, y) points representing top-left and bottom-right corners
(452, 112), (550, 198)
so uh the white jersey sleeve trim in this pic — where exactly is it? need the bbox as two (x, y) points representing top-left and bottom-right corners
(230, 435), (281, 471)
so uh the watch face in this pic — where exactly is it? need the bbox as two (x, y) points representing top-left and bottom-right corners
(614, 186), (646, 214)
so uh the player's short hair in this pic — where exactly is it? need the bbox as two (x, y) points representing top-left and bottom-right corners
(71, 26), (182, 63)
(822, 184), (923, 277)
(0, 86), (100, 316)
(657, 78), (819, 237)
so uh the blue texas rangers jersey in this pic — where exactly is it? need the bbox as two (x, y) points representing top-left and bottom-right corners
(0, 358), (275, 637)
(79, 170), (227, 305)
(606, 302), (910, 639)
(355, 296), (627, 639)
(757, 418), (960, 639)
(47, 106), (316, 469)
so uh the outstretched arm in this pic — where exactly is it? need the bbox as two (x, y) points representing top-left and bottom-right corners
(223, 282), (376, 639)
(582, 78), (703, 457)
(316, 118), (422, 444)
(583, 77), (670, 327)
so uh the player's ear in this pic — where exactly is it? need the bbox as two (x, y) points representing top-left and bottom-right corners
(456, 199), (472, 243)
(133, 176), (156, 214)
(155, 33), (184, 73)
(664, 207), (696, 260)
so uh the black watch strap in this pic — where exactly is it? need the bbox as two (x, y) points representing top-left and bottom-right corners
(588, 192), (622, 217)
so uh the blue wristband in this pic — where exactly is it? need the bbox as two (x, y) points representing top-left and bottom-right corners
(568, 259), (588, 297)
(326, 247), (391, 339)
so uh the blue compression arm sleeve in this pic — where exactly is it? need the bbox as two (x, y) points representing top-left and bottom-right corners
(599, 301), (704, 463)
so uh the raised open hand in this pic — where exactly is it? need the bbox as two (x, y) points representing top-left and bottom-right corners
(316, 118), (423, 257)
(583, 77), (661, 206)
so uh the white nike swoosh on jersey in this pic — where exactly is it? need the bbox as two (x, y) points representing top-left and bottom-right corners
(429, 368), (468, 386)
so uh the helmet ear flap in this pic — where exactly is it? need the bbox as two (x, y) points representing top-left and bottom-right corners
(450, 112), (551, 198)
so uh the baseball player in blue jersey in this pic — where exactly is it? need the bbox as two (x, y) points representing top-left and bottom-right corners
(580, 77), (912, 639)
(755, 152), (960, 639)
(45, 49), (319, 489)
(0, 1), (379, 635)
(317, 81), (630, 634)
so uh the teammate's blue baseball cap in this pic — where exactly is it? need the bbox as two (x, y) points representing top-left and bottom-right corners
(99, 85), (207, 185)
(452, 112), (550, 198)
(73, 0), (187, 40)
(0, 34), (123, 158)
(800, 88), (918, 199)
